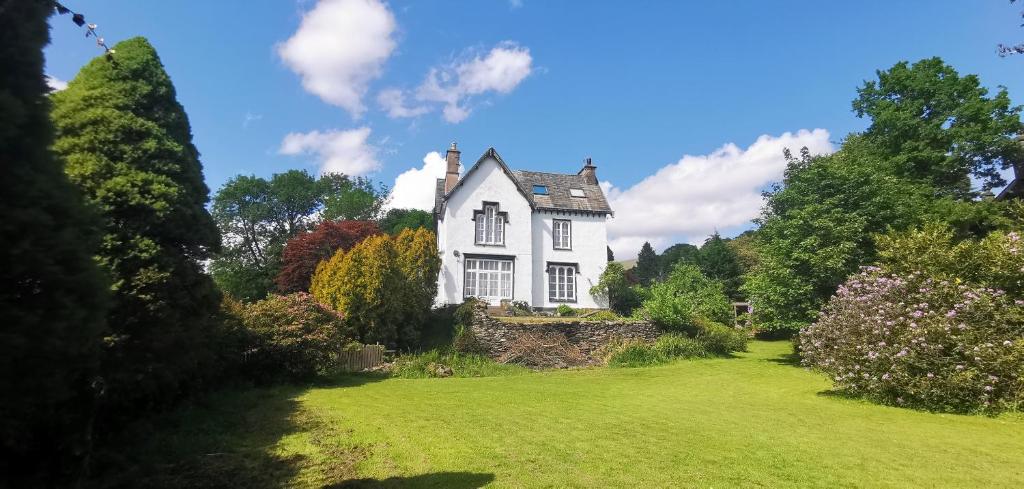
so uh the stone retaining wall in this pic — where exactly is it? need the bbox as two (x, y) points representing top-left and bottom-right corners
(470, 303), (661, 358)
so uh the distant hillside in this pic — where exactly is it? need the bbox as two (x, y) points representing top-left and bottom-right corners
(616, 258), (637, 270)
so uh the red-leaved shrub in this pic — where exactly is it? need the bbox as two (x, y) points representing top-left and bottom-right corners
(275, 220), (381, 293)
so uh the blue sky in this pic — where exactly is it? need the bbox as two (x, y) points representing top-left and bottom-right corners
(44, 1), (1023, 257)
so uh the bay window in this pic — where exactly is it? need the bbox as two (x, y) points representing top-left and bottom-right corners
(465, 258), (513, 300)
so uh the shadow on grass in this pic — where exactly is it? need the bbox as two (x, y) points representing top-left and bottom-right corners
(763, 350), (802, 367)
(328, 472), (496, 488)
(87, 373), (388, 489)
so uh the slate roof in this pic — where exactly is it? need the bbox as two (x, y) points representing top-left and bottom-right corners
(433, 178), (446, 216)
(434, 147), (613, 216)
(512, 170), (612, 213)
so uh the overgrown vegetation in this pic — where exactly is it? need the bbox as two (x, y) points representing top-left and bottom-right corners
(603, 328), (748, 368)
(391, 349), (529, 378)
(641, 264), (733, 334)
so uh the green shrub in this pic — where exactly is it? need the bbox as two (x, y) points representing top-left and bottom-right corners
(506, 300), (533, 316)
(590, 262), (644, 315)
(454, 297), (483, 326)
(605, 334), (714, 368)
(652, 334), (710, 359)
(241, 293), (350, 381)
(585, 310), (625, 321)
(641, 264), (732, 334)
(697, 323), (749, 355)
(557, 304), (577, 317)
(391, 349), (528, 378)
(606, 342), (666, 368)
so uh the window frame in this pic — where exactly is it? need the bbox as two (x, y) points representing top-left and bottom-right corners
(552, 219), (572, 250)
(472, 201), (506, 246)
(532, 185), (549, 195)
(547, 262), (578, 303)
(463, 255), (515, 301)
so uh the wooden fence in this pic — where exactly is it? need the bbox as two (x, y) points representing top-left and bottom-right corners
(338, 344), (387, 372)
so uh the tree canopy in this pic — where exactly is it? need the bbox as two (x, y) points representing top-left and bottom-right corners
(51, 37), (223, 418)
(379, 208), (435, 235)
(211, 170), (387, 300)
(744, 58), (1022, 334)
(853, 57), (1023, 195)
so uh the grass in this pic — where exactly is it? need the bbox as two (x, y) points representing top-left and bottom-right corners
(90, 341), (1024, 488)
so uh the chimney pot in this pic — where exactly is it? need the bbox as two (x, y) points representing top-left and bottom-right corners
(579, 156), (598, 185)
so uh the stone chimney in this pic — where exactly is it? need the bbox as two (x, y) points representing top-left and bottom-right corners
(578, 157), (598, 185)
(444, 142), (461, 193)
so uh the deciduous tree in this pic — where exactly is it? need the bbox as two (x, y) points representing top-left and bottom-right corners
(379, 208), (435, 234)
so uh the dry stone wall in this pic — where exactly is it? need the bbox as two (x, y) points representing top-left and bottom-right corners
(470, 303), (661, 358)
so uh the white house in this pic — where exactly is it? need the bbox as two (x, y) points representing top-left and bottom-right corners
(433, 143), (613, 309)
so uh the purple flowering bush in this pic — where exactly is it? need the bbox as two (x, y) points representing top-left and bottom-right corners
(800, 267), (1024, 412)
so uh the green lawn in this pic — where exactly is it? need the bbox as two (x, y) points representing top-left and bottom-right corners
(93, 341), (1024, 488)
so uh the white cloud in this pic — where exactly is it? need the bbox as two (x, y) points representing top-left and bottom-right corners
(509, 0), (523, 9)
(381, 42), (533, 123)
(279, 127), (381, 176)
(385, 151), (455, 211)
(377, 88), (430, 118)
(277, 0), (396, 117)
(242, 111), (263, 128)
(46, 75), (68, 91)
(604, 129), (834, 259)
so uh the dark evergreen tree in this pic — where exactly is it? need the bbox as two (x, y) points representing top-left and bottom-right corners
(658, 243), (699, 279)
(0, 1), (108, 484)
(607, 246), (615, 262)
(635, 241), (659, 286)
(51, 37), (222, 419)
(695, 233), (744, 300)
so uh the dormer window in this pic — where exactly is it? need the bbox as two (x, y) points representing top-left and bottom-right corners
(474, 203), (505, 245)
(532, 185), (548, 195)
(569, 188), (585, 198)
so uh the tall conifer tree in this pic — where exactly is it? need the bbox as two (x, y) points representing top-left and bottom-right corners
(51, 37), (221, 417)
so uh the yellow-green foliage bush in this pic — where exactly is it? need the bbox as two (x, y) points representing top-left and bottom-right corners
(311, 229), (440, 348)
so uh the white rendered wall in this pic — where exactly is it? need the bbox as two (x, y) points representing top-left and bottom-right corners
(435, 157), (533, 306)
(530, 210), (609, 309)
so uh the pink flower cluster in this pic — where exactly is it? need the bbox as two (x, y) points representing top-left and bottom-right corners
(800, 267), (1024, 412)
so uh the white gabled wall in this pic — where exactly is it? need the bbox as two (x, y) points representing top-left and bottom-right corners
(530, 211), (609, 309)
(435, 157), (533, 306)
